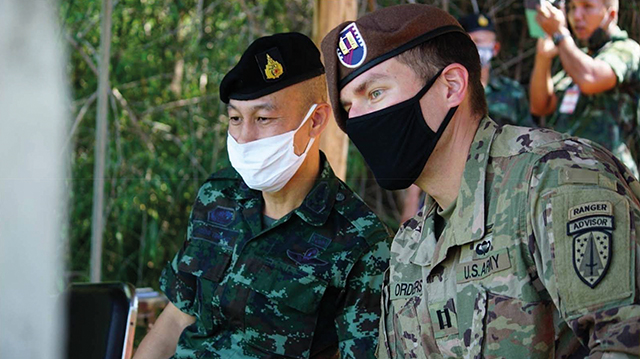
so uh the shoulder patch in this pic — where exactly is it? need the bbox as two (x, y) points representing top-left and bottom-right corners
(551, 189), (634, 318)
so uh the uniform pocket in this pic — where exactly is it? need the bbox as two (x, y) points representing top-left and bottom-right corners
(178, 224), (236, 282)
(389, 295), (440, 359)
(244, 263), (329, 358)
(483, 291), (554, 359)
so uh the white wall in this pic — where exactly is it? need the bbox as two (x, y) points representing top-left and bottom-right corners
(0, 0), (68, 358)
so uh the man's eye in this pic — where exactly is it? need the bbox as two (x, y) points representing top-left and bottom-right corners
(257, 117), (272, 123)
(228, 116), (241, 123)
(370, 89), (383, 100)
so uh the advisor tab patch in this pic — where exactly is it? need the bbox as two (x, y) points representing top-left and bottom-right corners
(566, 201), (614, 288)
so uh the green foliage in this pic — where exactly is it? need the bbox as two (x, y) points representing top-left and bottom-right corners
(63, 0), (640, 289)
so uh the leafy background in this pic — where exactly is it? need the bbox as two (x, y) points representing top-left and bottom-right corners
(61, 0), (640, 291)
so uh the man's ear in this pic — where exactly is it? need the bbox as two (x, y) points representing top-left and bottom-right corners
(441, 63), (468, 108)
(493, 41), (501, 57)
(309, 103), (331, 137)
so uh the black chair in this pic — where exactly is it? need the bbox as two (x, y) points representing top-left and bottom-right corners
(66, 282), (138, 359)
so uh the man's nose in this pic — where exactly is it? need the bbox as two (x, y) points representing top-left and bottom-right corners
(234, 125), (259, 144)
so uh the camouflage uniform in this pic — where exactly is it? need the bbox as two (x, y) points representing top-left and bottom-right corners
(160, 152), (391, 359)
(377, 116), (640, 358)
(549, 27), (640, 176)
(486, 74), (536, 128)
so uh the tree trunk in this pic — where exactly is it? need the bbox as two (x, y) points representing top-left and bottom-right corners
(91, 0), (113, 282)
(312, 0), (357, 181)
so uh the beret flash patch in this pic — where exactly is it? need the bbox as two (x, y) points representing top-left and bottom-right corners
(337, 23), (367, 68)
(256, 47), (285, 81)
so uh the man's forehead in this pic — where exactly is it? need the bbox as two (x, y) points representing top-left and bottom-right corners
(227, 96), (280, 113)
(469, 30), (496, 42)
(340, 58), (410, 95)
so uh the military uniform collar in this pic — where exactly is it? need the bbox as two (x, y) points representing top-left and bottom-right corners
(450, 116), (497, 244)
(486, 74), (503, 92)
(293, 151), (339, 226)
(420, 116), (498, 269)
(228, 151), (338, 228)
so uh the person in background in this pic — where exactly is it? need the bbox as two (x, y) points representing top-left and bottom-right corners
(530, 0), (640, 176)
(133, 32), (390, 359)
(321, 4), (640, 357)
(459, 12), (536, 127)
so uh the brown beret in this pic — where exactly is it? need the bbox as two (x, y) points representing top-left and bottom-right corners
(320, 4), (466, 131)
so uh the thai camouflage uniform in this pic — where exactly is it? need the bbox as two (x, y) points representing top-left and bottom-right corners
(377, 116), (640, 358)
(486, 74), (536, 128)
(160, 153), (391, 359)
(549, 27), (640, 177)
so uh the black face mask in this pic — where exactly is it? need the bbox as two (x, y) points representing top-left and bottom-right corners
(588, 27), (611, 52)
(346, 68), (458, 190)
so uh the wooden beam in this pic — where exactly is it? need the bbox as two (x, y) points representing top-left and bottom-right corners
(312, 0), (357, 181)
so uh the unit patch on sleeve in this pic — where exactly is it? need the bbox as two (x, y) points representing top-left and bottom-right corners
(566, 201), (614, 288)
(551, 189), (633, 317)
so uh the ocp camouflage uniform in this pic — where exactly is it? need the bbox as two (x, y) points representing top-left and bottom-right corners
(486, 74), (536, 128)
(160, 153), (391, 359)
(549, 27), (640, 177)
(377, 116), (640, 358)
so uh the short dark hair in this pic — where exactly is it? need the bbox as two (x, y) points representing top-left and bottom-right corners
(396, 32), (487, 118)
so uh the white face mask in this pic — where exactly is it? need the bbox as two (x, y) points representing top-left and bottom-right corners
(477, 45), (494, 67)
(227, 104), (318, 193)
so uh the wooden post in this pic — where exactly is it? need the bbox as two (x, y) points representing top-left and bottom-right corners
(91, 0), (113, 283)
(0, 0), (67, 357)
(312, 0), (357, 181)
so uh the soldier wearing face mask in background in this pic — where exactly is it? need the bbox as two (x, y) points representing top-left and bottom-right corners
(133, 32), (391, 359)
(458, 13), (536, 127)
(531, 0), (640, 177)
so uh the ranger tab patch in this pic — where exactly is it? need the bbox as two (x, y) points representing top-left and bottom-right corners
(566, 201), (614, 288)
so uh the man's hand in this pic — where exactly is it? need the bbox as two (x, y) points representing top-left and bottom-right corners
(536, 1), (567, 37)
(132, 302), (196, 359)
(536, 37), (559, 60)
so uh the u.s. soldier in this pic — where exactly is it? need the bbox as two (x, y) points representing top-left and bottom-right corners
(133, 32), (391, 359)
(321, 4), (640, 358)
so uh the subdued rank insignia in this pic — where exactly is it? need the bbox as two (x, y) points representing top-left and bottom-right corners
(256, 47), (285, 81)
(336, 23), (367, 68)
(207, 206), (235, 227)
(566, 201), (614, 288)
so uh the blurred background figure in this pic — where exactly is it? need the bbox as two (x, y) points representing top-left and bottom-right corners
(459, 12), (536, 127)
(530, 0), (640, 176)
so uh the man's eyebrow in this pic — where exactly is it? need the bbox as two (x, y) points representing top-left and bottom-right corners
(354, 73), (391, 94)
(341, 73), (391, 107)
(226, 101), (278, 113)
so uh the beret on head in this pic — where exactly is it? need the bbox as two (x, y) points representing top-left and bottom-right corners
(320, 4), (466, 131)
(220, 32), (325, 104)
(458, 13), (495, 33)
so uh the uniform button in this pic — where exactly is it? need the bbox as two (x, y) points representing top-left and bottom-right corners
(336, 192), (345, 202)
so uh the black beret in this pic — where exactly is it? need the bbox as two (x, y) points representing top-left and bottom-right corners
(458, 13), (495, 33)
(320, 5), (466, 131)
(219, 32), (325, 103)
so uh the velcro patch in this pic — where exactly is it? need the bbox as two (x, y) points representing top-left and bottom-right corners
(428, 299), (458, 339)
(456, 248), (511, 283)
(551, 190), (634, 318)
